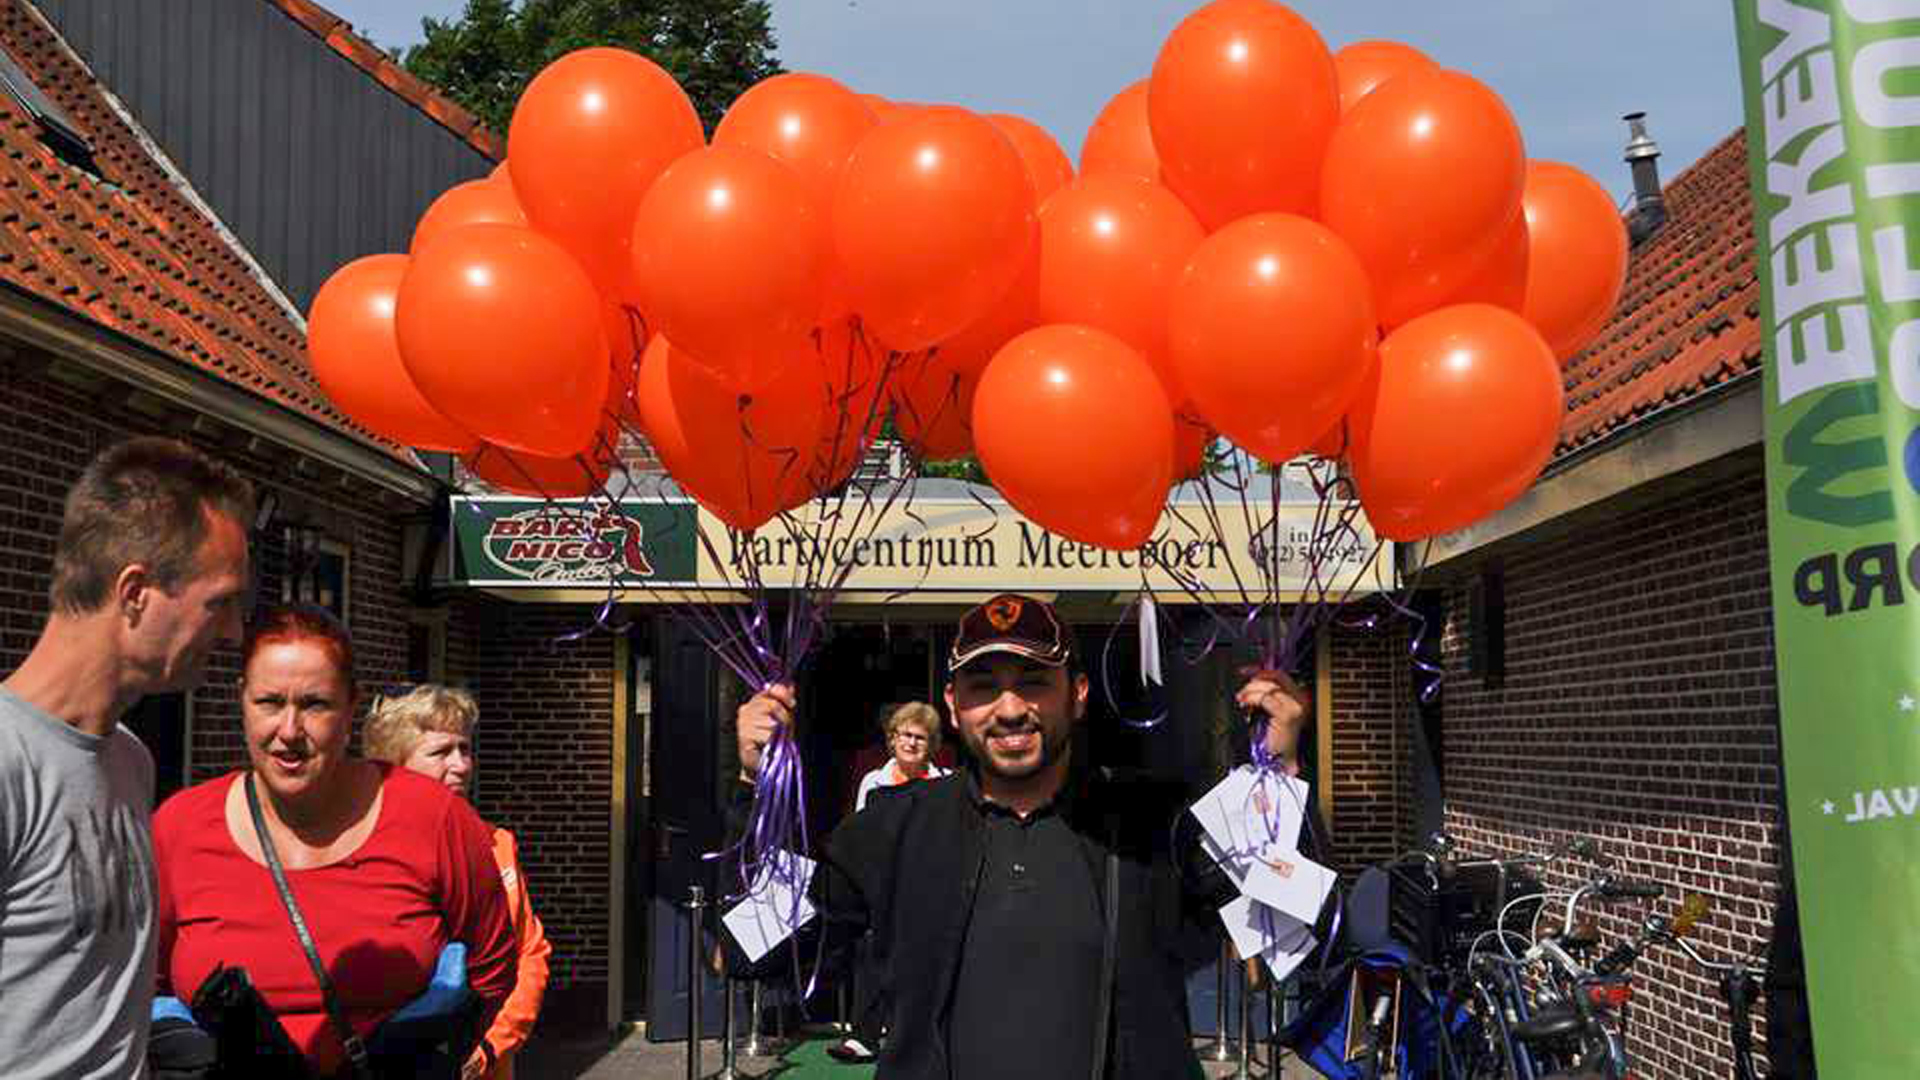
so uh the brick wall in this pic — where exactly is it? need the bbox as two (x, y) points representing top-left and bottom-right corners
(0, 362), (421, 777)
(459, 602), (617, 1006)
(1328, 615), (1414, 871)
(1435, 449), (1782, 1080)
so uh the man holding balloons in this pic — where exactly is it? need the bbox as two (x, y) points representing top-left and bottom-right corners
(733, 594), (1308, 1080)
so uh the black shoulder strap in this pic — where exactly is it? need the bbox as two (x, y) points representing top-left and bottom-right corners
(245, 774), (372, 1080)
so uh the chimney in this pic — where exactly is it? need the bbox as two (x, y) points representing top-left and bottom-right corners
(1623, 111), (1667, 244)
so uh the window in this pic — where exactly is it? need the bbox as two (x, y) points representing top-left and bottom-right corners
(281, 525), (350, 624)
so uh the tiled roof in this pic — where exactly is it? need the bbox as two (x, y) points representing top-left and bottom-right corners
(1557, 129), (1761, 457)
(0, 0), (401, 454)
(266, 0), (505, 161)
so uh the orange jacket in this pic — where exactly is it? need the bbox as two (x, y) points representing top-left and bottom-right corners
(485, 827), (552, 1080)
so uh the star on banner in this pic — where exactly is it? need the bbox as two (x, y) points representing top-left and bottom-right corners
(1821, 800), (1836, 815)
(1900, 695), (1916, 713)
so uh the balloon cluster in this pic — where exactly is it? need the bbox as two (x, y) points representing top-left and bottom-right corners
(306, 0), (1628, 548)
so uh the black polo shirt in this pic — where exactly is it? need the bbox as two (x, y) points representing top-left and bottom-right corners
(946, 780), (1105, 1080)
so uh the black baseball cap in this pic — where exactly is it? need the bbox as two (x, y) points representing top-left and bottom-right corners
(948, 593), (1073, 673)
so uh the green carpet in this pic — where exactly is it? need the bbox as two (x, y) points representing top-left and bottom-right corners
(765, 1036), (876, 1078)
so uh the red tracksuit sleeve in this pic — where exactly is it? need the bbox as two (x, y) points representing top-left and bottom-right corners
(439, 795), (519, 1011)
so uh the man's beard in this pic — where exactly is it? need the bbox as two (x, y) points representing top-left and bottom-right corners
(966, 718), (1070, 781)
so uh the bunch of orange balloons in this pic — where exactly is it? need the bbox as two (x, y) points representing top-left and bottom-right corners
(306, 0), (1628, 547)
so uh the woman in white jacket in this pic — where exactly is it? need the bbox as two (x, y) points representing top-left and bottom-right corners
(854, 701), (950, 812)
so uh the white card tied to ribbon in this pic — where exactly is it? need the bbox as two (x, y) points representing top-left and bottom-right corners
(1138, 594), (1163, 688)
(1219, 896), (1319, 982)
(1237, 842), (1338, 925)
(1190, 765), (1309, 862)
(722, 851), (817, 963)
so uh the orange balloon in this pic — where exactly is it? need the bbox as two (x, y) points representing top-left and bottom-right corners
(974, 325), (1174, 550)
(307, 254), (475, 452)
(632, 145), (828, 390)
(1081, 81), (1162, 182)
(813, 320), (889, 486)
(891, 350), (979, 461)
(1147, 0), (1339, 229)
(1320, 68), (1526, 328)
(603, 302), (648, 426)
(1520, 161), (1630, 360)
(489, 160), (511, 184)
(508, 48), (704, 298)
(1439, 211), (1529, 313)
(1307, 416), (1350, 460)
(716, 73), (878, 215)
(635, 334), (827, 531)
(1348, 304), (1563, 541)
(411, 178), (526, 254)
(932, 242), (1041, 376)
(858, 93), (896, 115)
(395, 224), (609, 457)
(1168, 214), (1378, 464)
(988, 113), (1074, 204)
(1171, 413), (1215, 483)
(1036, 174), (1205, 401)
(1333, 41), (1437, 113)
(462, 413), (618, 498)
(833, 106), (1038, 351)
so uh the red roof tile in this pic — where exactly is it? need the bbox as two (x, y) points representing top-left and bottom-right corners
(0, 0), (403, 455)
(1556, 130), (1762, 458)
(267, 0), (505, 161)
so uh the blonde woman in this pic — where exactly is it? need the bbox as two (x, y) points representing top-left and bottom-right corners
(854, 701), (950, 812)
(365, 685), (551, 1080)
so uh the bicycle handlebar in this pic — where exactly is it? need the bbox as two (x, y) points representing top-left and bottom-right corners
(1597, 877), (1664, 900)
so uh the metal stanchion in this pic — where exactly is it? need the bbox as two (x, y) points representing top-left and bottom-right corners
(1210, 943), (1235, 1060)
(1236, 962), (1253, 1080)
(1266, 975), (1283, 1077)
(686, 886), (706, 1080)
(743, 980), (766, 1058)
(716, 973), (738, 1080)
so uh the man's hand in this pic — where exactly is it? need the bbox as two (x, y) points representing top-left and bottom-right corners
(1234, 668), (1308, 763)
(460, 1046), (488, 1080)
(737, 683), (796, 782)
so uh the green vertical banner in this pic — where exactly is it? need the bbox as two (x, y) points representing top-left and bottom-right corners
(1733, 2), (1920, 1075)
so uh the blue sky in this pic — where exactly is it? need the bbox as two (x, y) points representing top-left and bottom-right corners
(327, 1), (1742, 203)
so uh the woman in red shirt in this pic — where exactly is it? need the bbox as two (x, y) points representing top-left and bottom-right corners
(153, 605), (517, 1077)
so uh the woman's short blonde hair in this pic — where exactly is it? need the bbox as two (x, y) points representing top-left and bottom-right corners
(363, 684), (478, 764)
(885, 701), (941, 748)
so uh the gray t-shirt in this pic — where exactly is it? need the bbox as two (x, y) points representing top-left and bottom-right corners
(0, 688), (157, 1079)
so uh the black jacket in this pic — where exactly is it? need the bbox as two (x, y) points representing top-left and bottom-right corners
(726, 766), (1245, 1080)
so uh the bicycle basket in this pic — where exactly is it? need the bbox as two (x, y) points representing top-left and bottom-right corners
(1389, 862), (1544, 966)
(1279, 944), (1477, 1080)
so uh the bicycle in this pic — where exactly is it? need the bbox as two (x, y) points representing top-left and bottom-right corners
(1586, 895), (1767, 1080)
(1288, 834), (1600, 1080)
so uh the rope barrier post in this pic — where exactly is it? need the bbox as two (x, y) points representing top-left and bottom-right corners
(1211, 941), (1235, 1061)
(686, 886), (706, 1080)
(1236, 961), (1253, 1080)
(716, 967), (738, 1080)
(743, 981), (765, 1058)
(1266, 972), (1285, 1076)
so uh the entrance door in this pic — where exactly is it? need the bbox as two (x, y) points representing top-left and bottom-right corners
(797, 622), (935, 832)
(640, 614), (728, 1040)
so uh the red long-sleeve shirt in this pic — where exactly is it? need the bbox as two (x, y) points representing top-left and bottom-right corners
(154, 765), (517, 1076)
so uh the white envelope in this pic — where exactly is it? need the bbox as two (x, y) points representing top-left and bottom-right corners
(1260, 917), (1318, 983)
(721, 851), (817, 963)
(1237, 844), (1336, 925)
(1190, 766), (1311, 861)
(1219, 896), (1318, 982)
